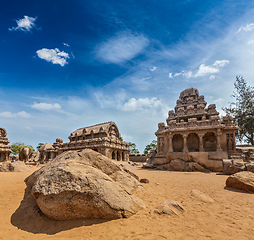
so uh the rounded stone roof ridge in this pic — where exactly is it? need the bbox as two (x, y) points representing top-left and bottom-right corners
(180, 87), (199, 99)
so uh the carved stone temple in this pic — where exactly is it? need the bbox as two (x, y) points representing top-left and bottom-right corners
(0, 128), (12, 162)
(39, 121), (130, 162)
(154, 87), (238, 171)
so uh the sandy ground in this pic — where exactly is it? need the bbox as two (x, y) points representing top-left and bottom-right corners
(1, 164), (254, 240)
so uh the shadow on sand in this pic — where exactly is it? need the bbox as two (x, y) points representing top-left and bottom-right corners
(223, 186), (254, 194)
(11, 187), (109, 235)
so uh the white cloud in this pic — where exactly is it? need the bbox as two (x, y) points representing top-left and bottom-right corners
(9, 15), (37, 32)
(0, 111), (31, 118)
(183, 70), (193, 78)
(31, 103), (61, 111)
(17, 111), (31, 118)
(238, 23), (254, 33)
(213, 60), (230, 67)
(96, 32), (149, 64)
(169, 73), (173, 78)
(63, 43), (70, 47)
(195, 64), (219, 77)
(36, 48), (70, 66)
(122, 97), (162, 111)
(209, 75), (216, 80)
(150, 67), (156, 71)
(247, 39), (254, 45)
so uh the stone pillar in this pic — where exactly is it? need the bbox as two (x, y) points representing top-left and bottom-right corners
(118, 151), (122, 161)
(216, 129), (222, 151)
(182, 133), (188, 152)
(233, 132), (236, 151)
(198, 133), (205, 152)
(168, 132), (173, 152)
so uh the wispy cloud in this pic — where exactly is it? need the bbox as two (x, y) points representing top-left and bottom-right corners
(171, 60), (229, 78)
(95, 32), (149, 64)
(237, 23), (254, 33)
(9, 15), (37, 32)
(36, 48), (70, 66)
(0, 111), (31, 118)
(150, 67), (156, 71)
(63, 43), (70, 47)
(31, 102), (61, 111)
(122, 97), (162, 111)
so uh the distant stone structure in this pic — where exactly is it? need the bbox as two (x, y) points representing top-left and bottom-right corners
(0, 128), (11, 162)
(39, 122), (130, 162)
(154, 87), (238, 171)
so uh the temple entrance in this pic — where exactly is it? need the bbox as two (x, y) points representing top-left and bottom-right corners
(112, 151), (116, 160)
(173, 134), (183, 152)
(203, 132), (216, 152)
(187, 133), (199, 152)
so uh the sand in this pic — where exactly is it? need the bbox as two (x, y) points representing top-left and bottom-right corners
(1, 164), (254, 240)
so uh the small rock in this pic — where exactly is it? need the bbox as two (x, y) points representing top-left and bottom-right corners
(191, 189), (214, 203)
(140, 178), (149, 183)
(154, 200), (185, 216)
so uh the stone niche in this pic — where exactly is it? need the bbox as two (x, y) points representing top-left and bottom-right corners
(39, 121), (130, 162)
(154, 87), (238, 171)
(0, 128), (12, 162)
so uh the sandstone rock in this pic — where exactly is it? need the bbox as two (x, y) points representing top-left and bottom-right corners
(156, 159), (208, 172)
(246, 163), (254, 173)
(119, 164), (139, 181)
(0, 161), (29, 172)
(140, 178), (149, 183)
(191, 189), (214, 203)
(29, 151), (40, 162)
(223, 159), (246, 175)
(226, 171), (254, 193)
(25, 149), (145, 220)
(154, 200), (185, 216)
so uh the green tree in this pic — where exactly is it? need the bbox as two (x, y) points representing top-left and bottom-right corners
(223, 76), (254, 145)
(11, 142), (35, 156)
(36, 142), (44, 150)
(143, 140), (157, 154)
(128, 142), (140, 154)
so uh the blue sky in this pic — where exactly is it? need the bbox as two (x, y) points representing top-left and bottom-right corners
(1, 0), (254, 152)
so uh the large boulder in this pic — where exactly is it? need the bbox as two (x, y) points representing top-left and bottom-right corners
(25, 149), (145, 221)
(0, 161), (29, 172)
(226, 171), (254, 193)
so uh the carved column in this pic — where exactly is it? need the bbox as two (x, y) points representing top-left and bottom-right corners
(198, 133), (205, 152)
(168, 132), (173, 152)
(182, 133), (188, 152)
(233, 132), (236, 151)
(216, 129), (222, 151)
(118, 151), (122, 161)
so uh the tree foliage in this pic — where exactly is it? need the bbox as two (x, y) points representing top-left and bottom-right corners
(128, 142), (140, 154)
(223, 76), (254, 145)
(36, 142), (44, 150)
(11, 142), (35, 156)
(143, 140), (157, 154)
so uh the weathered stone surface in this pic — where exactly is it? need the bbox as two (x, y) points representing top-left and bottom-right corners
(29, 151), (40, 162)
(191, 189), (214, 203)
(154, 200), (185, 216)
(246, 163), (254, 173)
(19, 148), (31, 162)
(0, 161), (29, 172)
(223, 159), (246, 175)
(187, 152), (223, 172)
(25, 149), (145, 220)
(226, 171), (254, 193)
(156, 159), (207, 172)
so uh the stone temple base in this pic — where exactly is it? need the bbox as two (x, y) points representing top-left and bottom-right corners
(154, 151), (227, 172)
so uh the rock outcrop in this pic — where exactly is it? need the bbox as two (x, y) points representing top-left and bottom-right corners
(156, 159), (207, 172)
(25, 149), (145, 221)
(226, 171), (254, 193)
(0, 161), (29, 172)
